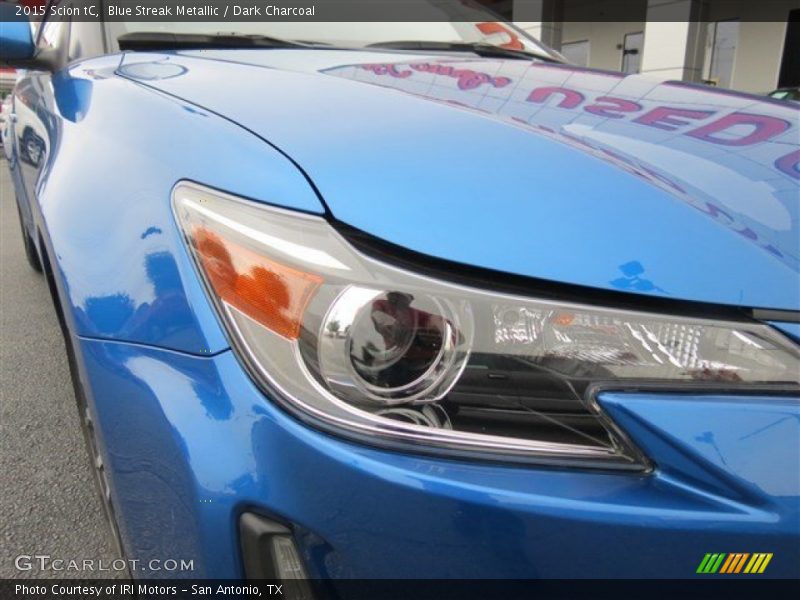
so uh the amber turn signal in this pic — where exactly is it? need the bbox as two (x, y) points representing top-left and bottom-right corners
(191, 226), (322, 340)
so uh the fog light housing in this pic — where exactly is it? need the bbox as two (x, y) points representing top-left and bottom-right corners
(239, 512), (314, 598)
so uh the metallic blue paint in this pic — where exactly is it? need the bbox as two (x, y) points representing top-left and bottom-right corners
(10, 56), (322, 354)
(770, 321), (800, 344)
(78, 338), (800, 579)
(0, 4), (35, 61)
(120, 49), (799, 311)
(4, 35), (799, 581)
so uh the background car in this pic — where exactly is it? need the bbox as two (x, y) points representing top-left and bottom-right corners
(768, 86), (800, 102)
(0, 93), (10, 150)
(1, 0), (798, 589)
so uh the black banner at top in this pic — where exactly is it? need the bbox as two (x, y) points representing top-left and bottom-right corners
(5, 0), (800, 22)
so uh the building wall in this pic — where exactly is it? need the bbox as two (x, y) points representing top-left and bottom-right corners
(513, 0), (796, 94)
(560, 22), (646, 72)
(718, 21), (788, 93)
(704, 0), (794, 91)
(639, 20), (705, 83)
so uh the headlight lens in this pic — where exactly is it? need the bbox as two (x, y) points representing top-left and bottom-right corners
(173, 183), (800, 468)
(318, 287), (472, 405)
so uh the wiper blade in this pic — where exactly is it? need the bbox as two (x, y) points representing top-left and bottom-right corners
(365, 40), (558, 62)
(118, 32), (307, 52)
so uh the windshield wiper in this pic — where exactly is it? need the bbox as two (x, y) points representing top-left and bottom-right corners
(118, 32), (307, 52)
(365, 40), (559, 62)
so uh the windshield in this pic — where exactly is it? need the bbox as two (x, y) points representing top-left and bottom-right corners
(109, 21), (558, 59)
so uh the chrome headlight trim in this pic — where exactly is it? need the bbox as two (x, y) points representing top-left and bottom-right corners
(171, 181), (800, 470)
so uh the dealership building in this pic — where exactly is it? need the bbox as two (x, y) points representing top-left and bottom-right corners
(501, 0), (800, 94)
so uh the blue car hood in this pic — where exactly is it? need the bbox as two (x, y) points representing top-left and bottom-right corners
(118, 50), (800, 312)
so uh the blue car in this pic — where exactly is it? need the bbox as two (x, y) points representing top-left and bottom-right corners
(2, 4), (799, 588)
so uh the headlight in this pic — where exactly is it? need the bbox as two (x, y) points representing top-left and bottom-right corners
(173, 182), (800, 469)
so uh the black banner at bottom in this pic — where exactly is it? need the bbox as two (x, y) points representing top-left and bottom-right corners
(4, 579), (800, 600)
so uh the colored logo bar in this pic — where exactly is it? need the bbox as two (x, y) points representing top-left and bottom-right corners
(696, 553), (773, 574)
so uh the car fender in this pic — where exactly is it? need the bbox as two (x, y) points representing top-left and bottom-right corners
(30, 56), (325, 356)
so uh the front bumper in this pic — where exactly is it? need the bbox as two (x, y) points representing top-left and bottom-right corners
(77, 337), (800, 580)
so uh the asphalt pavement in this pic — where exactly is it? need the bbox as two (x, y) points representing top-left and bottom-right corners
(0, 157), (122, 578)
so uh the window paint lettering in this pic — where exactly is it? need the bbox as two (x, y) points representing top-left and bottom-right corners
(584, 96), (642, 119)
(409, 63), (512, 90)
(524, 87), (796, 165)
(362, 63), (510, 90)
(355, 65), (797, 176)
(775, 150), (800, 180)
(687, 112), (792, 146)
(526, 86), (585, 108)
(475, 22), (525, 50)
(360, 64), (412, 78)
(518, 120), (789, 262)
(633, 107), (716, 131)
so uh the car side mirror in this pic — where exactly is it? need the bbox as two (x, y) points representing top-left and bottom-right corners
(0, 3), (36, 62)
(0, 4), (55, 70)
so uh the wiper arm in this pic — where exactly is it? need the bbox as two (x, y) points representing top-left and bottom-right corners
(118, 32), (307, 52)
(365, 40), (558, 62)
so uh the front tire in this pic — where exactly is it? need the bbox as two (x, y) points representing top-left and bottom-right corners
(39, 234), (127, 565)
(73, 369), (127, 562)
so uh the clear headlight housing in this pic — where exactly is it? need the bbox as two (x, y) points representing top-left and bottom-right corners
(173, 183), (800, 469)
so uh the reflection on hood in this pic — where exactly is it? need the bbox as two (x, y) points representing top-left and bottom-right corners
(324, 59), (799, 272)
